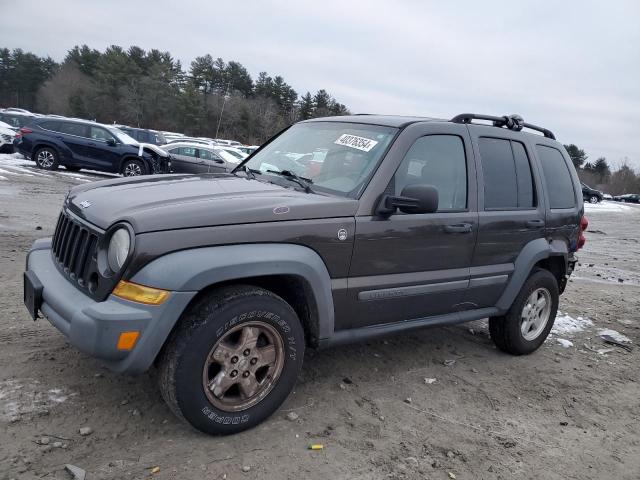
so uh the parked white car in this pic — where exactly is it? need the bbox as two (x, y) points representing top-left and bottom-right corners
(0, 121), (16, 153)
(215, 146), (248, 160)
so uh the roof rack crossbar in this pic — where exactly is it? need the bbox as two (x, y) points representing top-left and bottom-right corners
(450, 113), (555, 140)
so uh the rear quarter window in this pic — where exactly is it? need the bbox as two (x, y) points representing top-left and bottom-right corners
(40, 121), (61, 132)
(536, 145), (576, 209)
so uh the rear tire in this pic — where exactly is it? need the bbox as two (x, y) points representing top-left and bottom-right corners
(121, 158), (147, 176)
(34, 147), (59, 170)
(489, 268), (559, 355)
(589, 195), (599, 204)
(157, 285), (305, 435)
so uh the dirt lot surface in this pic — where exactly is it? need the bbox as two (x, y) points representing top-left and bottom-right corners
(1, 153), (638, 480)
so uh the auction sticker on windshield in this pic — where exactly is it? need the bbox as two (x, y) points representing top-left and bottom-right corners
(334, 134), (378, 152)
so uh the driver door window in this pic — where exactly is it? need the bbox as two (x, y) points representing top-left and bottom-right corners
(394, 135), (467, 211)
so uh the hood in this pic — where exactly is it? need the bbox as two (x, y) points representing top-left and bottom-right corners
(66, 174), (358, 232)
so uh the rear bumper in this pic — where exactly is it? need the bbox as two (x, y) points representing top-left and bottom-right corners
(25, 238), (196, 373)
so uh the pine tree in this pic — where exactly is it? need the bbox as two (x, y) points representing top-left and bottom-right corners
(563, 144), (587, 169)
(298, 92), (314, 120)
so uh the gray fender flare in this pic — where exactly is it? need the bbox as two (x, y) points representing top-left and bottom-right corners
(131, 243), (335, 341)
(495, 238), (568, 312)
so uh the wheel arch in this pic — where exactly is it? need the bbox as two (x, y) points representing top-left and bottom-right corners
(31, 142), (61, 161)
(119, 155), (150, 174)
(130, 244), (335, 362)
(496, 238), (568, 311)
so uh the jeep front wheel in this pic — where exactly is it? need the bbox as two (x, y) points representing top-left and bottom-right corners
(489, 268), (559, 355)
(157, 285), (304, 435)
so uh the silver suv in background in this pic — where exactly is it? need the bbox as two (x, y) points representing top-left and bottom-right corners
(161, 142), (241, 173)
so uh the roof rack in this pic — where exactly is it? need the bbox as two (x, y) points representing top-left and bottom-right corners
(450, 113), (555, 140)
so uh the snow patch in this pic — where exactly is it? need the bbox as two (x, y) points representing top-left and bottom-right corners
(0, 379), (73, 422)
(584, 201), (633, 213)
(557, 338), (574, 348)
(598, 328), (632, 343)
(551, 312), (593, 335)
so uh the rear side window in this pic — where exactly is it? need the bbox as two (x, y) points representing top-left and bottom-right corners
(58, 122), (88, 137)
(479, 138), (536, 209)
(178, 147), (197, 157)
(536, 145), (576, 209)
(394, 135), (467, 211)
(40, 121), (61, 132)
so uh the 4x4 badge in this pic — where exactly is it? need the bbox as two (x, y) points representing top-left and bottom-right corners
(337, 229), (348, 241)
(79, 201), (91, 209)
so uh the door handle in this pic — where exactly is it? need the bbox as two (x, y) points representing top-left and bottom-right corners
(444, 223), (472, 234)
(526, 219), (544, 229)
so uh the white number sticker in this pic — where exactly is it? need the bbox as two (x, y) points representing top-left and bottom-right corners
(334, 134), (378, 152)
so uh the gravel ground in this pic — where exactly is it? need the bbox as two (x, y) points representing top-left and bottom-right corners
(0, 153), (638, 480)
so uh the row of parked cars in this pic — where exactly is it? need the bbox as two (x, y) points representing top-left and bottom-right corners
(1, 108), (260, 176)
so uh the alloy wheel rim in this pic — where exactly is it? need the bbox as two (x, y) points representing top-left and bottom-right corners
(520, 287), (552, 341)
(590, 196), (598, 204)
(123, 163), (142, 176)
(202, 321), (285, 412)
(37, 150), (54, 168)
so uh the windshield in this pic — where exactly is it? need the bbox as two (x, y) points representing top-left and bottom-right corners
(221, 148), (246, 160)
(214, 148), (241, 164)
(243, 122), (397, 197)
(109, 127), (138, 145)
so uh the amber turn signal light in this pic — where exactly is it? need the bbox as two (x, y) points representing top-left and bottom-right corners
(117, 331), (140, 351)
(112, 280), (169, 305)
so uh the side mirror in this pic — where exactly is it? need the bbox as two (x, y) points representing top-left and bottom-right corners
(377, 184), (439, 215)
(106, 138), (117, 147)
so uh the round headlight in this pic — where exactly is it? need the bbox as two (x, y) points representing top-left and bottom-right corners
(107, 228), (131, 272)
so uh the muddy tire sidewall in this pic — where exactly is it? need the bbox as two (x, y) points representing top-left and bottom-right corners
(170, 288), (304, 435)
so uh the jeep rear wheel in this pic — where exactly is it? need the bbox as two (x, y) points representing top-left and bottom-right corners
(589, 195), (599, 204)
(34, 147), (59, 170)
(489, 268), (559, 355)
(157, 285), (304, 435)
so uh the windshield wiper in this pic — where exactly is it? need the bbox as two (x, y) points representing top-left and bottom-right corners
(266, 169), (315, 193)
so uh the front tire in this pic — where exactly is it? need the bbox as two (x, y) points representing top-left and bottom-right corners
(158, 285), (305, 435)
(489, 268), (559, 355)
(34, 147), (59, 170)
(121, 158), (147, 176)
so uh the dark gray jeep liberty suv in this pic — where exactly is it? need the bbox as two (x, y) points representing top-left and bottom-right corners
(24, 113), (587, 435)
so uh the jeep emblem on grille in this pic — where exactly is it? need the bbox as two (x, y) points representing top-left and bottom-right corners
(79, 200), (92, 209)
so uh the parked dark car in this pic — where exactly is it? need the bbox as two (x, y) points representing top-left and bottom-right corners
(0, 110), (38, 129)
(613, 193), (640, 203)
(14, 118), (170, 175)
(25, 113), (585, 435)
(581, 182), (603, 204)
(116, 126), (167, 146)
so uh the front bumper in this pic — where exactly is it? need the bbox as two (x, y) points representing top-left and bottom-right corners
(25, 238), (196, 373)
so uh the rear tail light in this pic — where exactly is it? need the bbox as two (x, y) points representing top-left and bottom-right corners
(577, 215), (588, 250)
(15, 127), (32, 139)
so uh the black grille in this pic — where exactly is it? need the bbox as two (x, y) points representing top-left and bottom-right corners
(51, 210), (100, 289)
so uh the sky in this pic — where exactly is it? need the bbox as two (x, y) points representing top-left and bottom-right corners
(2, 0), (639, 169)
